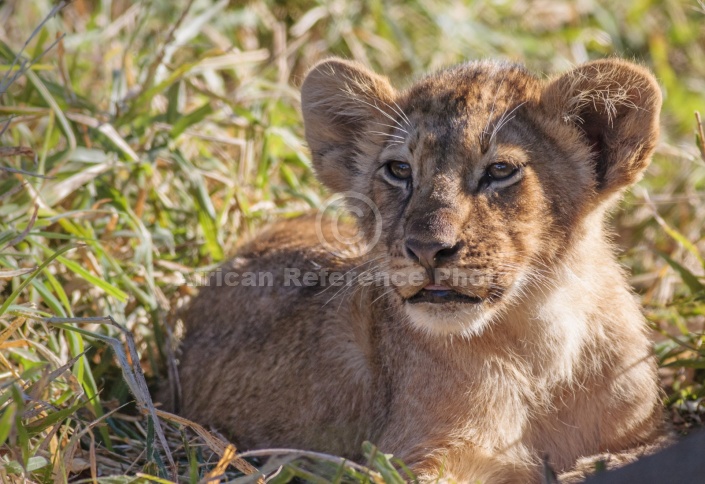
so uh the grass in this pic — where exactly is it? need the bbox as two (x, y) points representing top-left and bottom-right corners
(0, 0), (704, 482)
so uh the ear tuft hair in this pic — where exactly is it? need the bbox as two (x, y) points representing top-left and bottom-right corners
(542, 59), (662, 195)
(301, 58), (397, 193)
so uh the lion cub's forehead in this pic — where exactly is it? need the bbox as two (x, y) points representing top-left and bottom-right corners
(398, 61), (540, 151)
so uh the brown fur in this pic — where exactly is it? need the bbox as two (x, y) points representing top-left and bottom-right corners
(173, 58), (664, 482)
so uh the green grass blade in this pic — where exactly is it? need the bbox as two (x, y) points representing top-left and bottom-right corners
(0, 244), (77, 317)
(656, 249), (705, 296)
(170, 102), (213, 138)
(55, 255), (129, 302)
(0, 400), (18, 446)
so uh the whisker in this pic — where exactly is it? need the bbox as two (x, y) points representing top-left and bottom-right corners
(370, 287), (396, 307)
(349, 96), (406, 131)
(489, 101), (527, 143)
(482, 74), (507, 144)
(370, 121), (409, 135)
(324, 262), (386, 307)
(367, 131), (406, 140)
(379, 98), (409, 127)
(391, 99), (412, 127)
(315, 255), (386, 297)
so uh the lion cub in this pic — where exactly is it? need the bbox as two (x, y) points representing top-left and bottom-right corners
(176, 58), (663, 482)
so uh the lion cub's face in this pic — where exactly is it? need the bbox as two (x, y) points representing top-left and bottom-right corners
(302, 58), (660, 336)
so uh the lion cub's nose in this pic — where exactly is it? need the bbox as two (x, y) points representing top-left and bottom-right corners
(405, 238), (461, 269)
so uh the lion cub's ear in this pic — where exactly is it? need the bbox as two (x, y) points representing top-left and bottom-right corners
(541, 59), (662, 196)
(301, 58), (397, 193)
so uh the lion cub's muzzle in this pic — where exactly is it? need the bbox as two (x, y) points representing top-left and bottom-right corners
(401, 237), (495, 304)
(396, 218), (512, 305)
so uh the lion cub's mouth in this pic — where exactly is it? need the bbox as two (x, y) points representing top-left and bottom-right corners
(408, 284), (483, 305)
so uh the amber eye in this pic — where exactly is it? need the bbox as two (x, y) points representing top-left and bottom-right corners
(486, 162), (518, 181)
(386, 160), (412, 180)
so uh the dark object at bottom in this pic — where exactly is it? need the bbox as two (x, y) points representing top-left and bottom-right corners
(585, 431), (705, 483)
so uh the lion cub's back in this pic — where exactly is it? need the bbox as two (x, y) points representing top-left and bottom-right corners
(177, 215), (377, 453)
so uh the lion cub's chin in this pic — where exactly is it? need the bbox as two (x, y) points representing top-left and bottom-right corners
(404, 301), (496, 337)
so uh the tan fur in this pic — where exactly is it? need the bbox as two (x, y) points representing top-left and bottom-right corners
(173, 58), (664, 482)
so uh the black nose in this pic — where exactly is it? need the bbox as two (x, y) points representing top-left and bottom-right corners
(405, 238), (460, 269)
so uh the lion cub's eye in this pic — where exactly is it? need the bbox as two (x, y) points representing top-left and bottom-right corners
(386, 160), (412, 180)
(486, 162), (518, 181)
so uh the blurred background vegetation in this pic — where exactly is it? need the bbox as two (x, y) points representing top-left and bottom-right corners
(0, 0), (704, 482)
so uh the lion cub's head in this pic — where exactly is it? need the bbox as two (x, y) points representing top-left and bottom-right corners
(302, 58), (660, 337)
